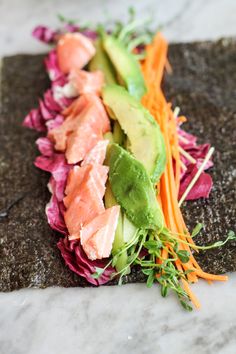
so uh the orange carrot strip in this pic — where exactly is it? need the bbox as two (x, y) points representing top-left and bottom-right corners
(194, 270), (228, 282)
(141, 31), (229, 307)
(182, 279), (201, 309)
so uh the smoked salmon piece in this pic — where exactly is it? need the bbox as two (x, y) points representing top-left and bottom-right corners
(64, 164), (108, 208)
(57, 33), (96, 74)
(48, 94), (110, 163)
(64, 165), (91, 201)
(80, 206), (120, 260)
(65, 105), (107, 164)
(69, 69), (104, 95)
(65, 105), (103, 164)
(64, 164), (109, 239)
(81, 140), (109, 166)
(48, 95), (89, 151)
(65, 195), (104, 239)
(62, 94), (92, 117)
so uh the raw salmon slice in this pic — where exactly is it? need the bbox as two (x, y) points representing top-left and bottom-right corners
(64, 165), (91, 198)
(65, 196), (104, 239)
(63, 93), (110, 127)
(65, 104), (110, 164)
(64, 164), (109, 239)
(64, 164), (108, 208)
(62, 93), (93, 117)
(65, 112), (102, 164)
(49, 94), (110, 157)
(48, 95), (91, 151)
(47, 115), (75, 151)
(69, 69), (104, 95)
(80, 206), (120, 260)
(57, 33), (96, 74)
(81, 140), (109, 166)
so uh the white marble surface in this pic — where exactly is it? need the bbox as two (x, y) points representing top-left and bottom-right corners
(1, 280), (236, 354)
(0, 1), (236, 353)
(1, 0), (236, 57)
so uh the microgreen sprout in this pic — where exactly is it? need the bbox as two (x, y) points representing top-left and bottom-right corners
(195, 230), (236, 250)
(191, 223), (204, 237)
(57, 13), (77, 24)
(92, 226), (235, 310)
(91, 267), (106, 279)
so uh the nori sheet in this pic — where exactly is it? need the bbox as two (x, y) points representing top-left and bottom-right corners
(0, 39), (235, 291)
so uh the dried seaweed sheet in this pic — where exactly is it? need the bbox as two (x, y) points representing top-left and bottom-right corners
(0, 39), (235, 291)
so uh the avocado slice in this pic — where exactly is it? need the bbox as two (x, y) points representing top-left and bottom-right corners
(108, 144), (164, 230)
(103, 84), (166, 183)
(104, 182), (129, 273)
(123, 214), (137, 243)
(88, 39), (117, 85)
(113, 121), (125, 145)
(103, 131), (114, 144)
(103, 35), (146, 100)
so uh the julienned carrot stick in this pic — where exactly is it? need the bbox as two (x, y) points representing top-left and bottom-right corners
(157, 110), (197, 283)
(141, 31), (228, 307)
(169, 110), (181, 194)
(195, 271), (228, 282)
(161, 110), (199, 283)
(145, 95), (191, 279)
(182, 279), (201, 309)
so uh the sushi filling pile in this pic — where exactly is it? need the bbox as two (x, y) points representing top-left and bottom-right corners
(23, 17), (235, 310)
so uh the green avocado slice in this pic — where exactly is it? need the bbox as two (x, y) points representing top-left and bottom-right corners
(102, 35), (146, 100)
(102, 84), (166, 183)
(113, 121), (125, 145)
(123, 214), (137, 243)
(88, 38), (117, 85)
(108, 144), (164, 230)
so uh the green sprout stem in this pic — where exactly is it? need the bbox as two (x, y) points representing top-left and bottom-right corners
(127, 34), (152, 52)
(113, 231), (148, 279)
(118, 18), (152, 43)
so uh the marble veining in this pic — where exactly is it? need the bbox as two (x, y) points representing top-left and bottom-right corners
(0, 280), (236, 354)
(1, 0), (236, 56)
(0, 0), (236, 353)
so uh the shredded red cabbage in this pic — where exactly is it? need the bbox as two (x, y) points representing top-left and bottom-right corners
(63, 23), (80, 33)
(23, 50), (72, 132)
(32, 26), (58, 44)
(178, 129), (213, 200)
(81, 29), (98, 40)
(179, 165), (213, 200)
(46, 114), (64, 131)
(57, 237), (114, 285)
(23, 33), (114, 284)
(44, 49), (63, 81)
(46, 195), (67, 234)
(34, 153), (70, 201)
(32, 24), (97, 44)
(36, 137), (54, 156)
(23, 107), (46, 132)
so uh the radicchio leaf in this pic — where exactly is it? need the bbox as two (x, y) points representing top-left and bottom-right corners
(46, 114), (64, 131)
(36, 137), (54, 157)
(34, 152), (71, 202)
(23, 108), (46, 132)
(44, 49), (63, 81)
(32, 26), (57, 44)
(179, 165), (213, 200)
(57, 237), (114, 285)
(81, 29), (98, 40)
(178, 129), (214, 200)
(46, 195), (67, 234)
